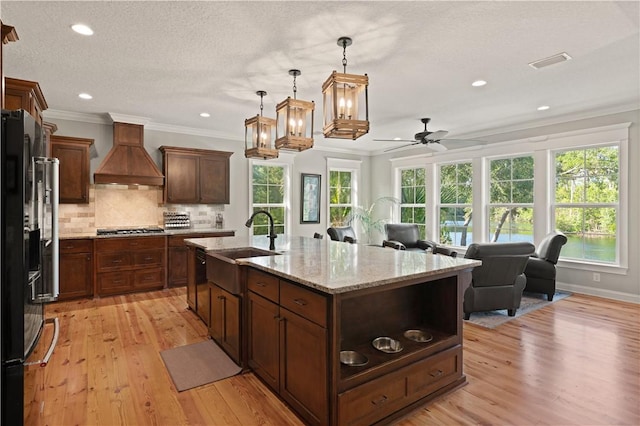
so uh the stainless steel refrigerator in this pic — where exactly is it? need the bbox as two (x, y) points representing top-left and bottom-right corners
(1, 109), (59, 424)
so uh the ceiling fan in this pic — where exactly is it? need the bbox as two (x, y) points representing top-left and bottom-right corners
(374, 118), (479, 152)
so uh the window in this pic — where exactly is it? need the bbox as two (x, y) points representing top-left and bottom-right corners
(553, 145), (619, 263)
(328, 170), (353, 226)
(439, 162), (473, 246)
(399, 168), (426, 239)
(251, 163), (287, 235)
(488, 155), (534, 242)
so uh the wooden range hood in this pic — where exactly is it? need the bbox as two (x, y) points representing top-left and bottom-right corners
(94, 122), (164, 186)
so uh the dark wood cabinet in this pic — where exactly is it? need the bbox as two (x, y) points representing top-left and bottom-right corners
(168, 232), (234, 288)
(247, 269), (328, 426)
(209, 284), (241, 364)
(160, 146), (232, 204)
(4, 77), (47, 124)
(59, 239), (93, 300)
(50, 135), (93, 204)
(95, 236), (165, 296)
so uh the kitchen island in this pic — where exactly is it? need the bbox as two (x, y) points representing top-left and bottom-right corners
(185, 235), (480, 426)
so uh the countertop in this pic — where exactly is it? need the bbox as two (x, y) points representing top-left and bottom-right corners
(59, 228), (236, 240)
(185, 235), (480, 294)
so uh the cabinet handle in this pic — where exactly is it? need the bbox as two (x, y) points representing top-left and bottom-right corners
(371, 395), (388, 406)
(130, 242), (139, 246)
(143, 276), (154, 281)
(144, 256), (154, 261)
(112, 259), (123, 264)
(429, 369), (444, 378)
(113, 280), (124, 284)
(218, 295), (225, 300)
(293, 298), (307, 306)
(200, 260), (206, 265)
(86, 256), (91, 261)
(255, 282), (267, 287)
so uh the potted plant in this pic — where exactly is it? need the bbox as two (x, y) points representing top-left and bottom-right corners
(346, 196), (399, 244)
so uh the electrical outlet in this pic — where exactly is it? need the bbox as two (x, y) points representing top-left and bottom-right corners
(593, 272), (601, 282)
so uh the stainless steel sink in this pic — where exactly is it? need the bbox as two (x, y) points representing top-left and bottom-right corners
(206, 248), (279, 294)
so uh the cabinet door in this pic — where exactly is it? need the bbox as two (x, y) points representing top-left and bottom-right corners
(168, 245), (189, 287)
(165, 153), (199, 203)
(280, 308), (328, 426)
(247, 291), (280, 391)
(199, 155), (229, 204)
(59, 252), (93, 300)
(222, 288), (241, 362)
(209, 285), (224, 342)
(51, 137), (92, 203)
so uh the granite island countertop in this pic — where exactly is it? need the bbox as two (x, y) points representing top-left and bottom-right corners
(185, 235), (480, 294)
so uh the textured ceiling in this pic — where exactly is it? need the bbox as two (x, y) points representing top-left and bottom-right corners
(2, 1), (639, 154)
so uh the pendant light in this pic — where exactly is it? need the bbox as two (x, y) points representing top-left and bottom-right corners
(275, 69), (315, 151)
(244, 90), (278, 160)
(322, 37), (369, 140)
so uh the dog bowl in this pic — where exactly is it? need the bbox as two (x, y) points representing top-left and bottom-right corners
(340, 350), (369, 366)
(372, 337), (403, 354)
(403, 329), (433, 343)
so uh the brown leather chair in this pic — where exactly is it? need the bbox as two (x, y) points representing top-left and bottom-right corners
(463, 242), (536, 320)
(327, 226), (357, 243)
(382, 224), (435, 252)
(524, 232), (567, 301)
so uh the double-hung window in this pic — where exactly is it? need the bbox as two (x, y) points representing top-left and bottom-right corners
(438, 162), (473, 246)
(553, 145), (619, 263)
(327, 158), (361, 227)
(488, 155), (534, 242)
(399, 167), (426, 239)
(250, 163), (287, 235)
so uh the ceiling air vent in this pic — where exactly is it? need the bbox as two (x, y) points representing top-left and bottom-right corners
(528, 52), (572, 69)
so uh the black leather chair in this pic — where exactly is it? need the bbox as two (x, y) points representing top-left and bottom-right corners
(524, 232), (567, 301)
(327, 226), (357, 243)
(463, 242), (536, 320)
(382, 224), (435, 252)
(313, 232), (323, 239)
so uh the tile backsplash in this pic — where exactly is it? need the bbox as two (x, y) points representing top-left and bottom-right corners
(58, 184), (225, 235)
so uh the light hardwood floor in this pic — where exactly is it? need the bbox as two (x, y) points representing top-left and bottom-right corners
(24, 288), (639, 426)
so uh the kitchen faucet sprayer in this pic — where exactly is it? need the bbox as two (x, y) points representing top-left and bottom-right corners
(245, 210), (277, 251)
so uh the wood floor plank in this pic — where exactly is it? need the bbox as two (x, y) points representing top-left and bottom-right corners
(26, 288), (639, 426)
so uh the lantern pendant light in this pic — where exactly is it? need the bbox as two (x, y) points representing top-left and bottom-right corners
(322, 36), (369, 140)
(245, 90), (278, 160)
(275, 69), (315, 151)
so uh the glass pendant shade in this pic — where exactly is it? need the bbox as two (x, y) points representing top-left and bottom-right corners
(275, 98), (315, 151)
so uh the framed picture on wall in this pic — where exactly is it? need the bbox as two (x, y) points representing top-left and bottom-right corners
(301, 173), (321, 224)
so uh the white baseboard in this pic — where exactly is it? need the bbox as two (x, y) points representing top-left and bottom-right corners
(557, 281), (640, 304)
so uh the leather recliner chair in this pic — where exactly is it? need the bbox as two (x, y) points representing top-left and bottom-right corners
(327, 226), (357, 243)
(524, 231), (567, 301)
(382, 224), (436, 252)
(463, 242), (536, 320)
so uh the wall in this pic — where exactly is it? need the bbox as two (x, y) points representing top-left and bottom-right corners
(50, 117), (372, 238)
(371, 109), (640, 302)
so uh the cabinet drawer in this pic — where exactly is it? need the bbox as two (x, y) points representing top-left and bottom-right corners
(247, 269), (279, 303)
(96, 252), (131, 271)
(60, 239), (92, 253)
(133, 249), (164, 267)
(134, 268), (164, 290)
(280, 281), (327, 327)
(338, 371), (407, 426)
(95, 236), (164, 251)
(406, 346), (462, 400)
(98, 271), (132, 294)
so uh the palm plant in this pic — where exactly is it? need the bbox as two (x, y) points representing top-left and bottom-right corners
(346, 196), (399, 243)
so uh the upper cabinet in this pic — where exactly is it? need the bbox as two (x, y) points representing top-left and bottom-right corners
(160, 146), (232, 204)
(51, 135), (94, 204)
(4, 77), (47, 124)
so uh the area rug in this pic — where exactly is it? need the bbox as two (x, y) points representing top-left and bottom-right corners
(160, 340), (242, 391)
(465, 291), (571, 329)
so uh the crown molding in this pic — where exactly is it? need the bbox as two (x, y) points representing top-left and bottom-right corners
(43, 109), (111, 125)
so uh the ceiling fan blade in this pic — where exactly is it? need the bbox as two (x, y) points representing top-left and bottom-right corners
(374, 139), (416, 142)
(427, 130), (448, 140)
(427, 142), (448, 152)
(384, 142), (420, 152)
(438, 138), (486, 144)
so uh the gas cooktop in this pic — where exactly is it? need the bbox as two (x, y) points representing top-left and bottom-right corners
(96, 227), (165, 236)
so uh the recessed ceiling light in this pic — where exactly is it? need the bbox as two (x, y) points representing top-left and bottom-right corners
(200, 112), (211, 118)
(471, 80), (487, 87)
(78, 93), (93, 100)
(71, 24), (93, 36)
(537, 105), (550, 111)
